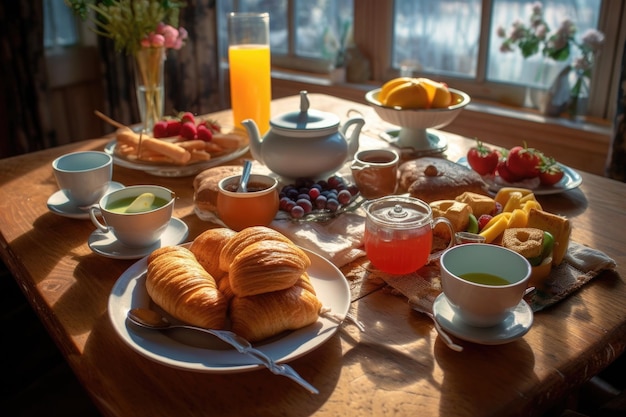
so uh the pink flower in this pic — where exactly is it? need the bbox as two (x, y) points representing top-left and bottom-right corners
(141, 22), (188, 51)
(581, 29), (605, 51)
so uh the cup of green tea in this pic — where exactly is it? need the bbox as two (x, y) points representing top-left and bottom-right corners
(440, 243), (531, 327)
(89, 185), (175, 247)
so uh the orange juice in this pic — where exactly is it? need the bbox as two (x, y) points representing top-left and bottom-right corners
(229, 44), (271, 134)
(363, 225), (433, 275)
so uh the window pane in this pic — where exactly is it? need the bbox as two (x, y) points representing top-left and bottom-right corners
(217, 0), (288, 55)
(43, 0), (78, 48)
(392, 0), (482, 78)
(488, 0), (602, 89)
(295, 0), (353, 66)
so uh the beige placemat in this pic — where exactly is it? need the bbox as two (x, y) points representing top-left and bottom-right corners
(379, 241), (617, 312)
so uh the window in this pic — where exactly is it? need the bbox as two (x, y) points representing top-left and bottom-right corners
(43, 0), (79, 49)
(223, 0), (619, 120)
(216, 0), (354, 73)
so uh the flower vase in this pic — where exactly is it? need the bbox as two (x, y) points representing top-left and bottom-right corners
(539, 66), (572, 117)
(134, 47), (165, 132)
(568, 69), (590, 121)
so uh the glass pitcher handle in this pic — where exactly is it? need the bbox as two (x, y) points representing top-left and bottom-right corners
(428, 216), (456, 262)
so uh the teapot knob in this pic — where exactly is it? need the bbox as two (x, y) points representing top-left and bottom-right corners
(299, 90), (310, 113)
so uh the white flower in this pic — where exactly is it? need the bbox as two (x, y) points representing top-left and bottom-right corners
(581, 29), (605, 51)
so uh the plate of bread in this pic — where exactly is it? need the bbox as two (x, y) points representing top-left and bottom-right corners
(104, 126), (249, 177)
(108, 226), (351, 373)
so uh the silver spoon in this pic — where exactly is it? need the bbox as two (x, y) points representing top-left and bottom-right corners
(127, 308), (319, 394)
(408, 298), (464, 352)
(237, 159), (252, 192)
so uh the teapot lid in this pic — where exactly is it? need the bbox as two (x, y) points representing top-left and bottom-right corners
(365, 196), (432, 228)
(271, 91), (340, 131)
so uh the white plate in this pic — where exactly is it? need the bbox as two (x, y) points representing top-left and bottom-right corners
(104, 140), (249, 177)
(89, 217), (188, 260)
(47, 181), (125, 219)
(433, 293), (533, 345)
(456, 157), (582, 195)
(108, 247), (351, 373)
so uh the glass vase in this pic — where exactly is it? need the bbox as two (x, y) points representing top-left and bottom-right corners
(134, 47), (165, 132)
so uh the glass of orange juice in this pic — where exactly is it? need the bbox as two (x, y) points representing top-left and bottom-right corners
(228, 12), (271, 135)
(363, 196), (455, 275)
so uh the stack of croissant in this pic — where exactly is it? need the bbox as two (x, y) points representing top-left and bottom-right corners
(145, 226), (322, 342)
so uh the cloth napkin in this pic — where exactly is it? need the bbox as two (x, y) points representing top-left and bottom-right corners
(194, 204), (367, 268)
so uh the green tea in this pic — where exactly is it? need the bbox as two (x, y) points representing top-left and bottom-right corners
(107, 196), (168, 213)
(460, 272), (510, 286)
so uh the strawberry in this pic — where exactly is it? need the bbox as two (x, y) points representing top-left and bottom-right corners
(506, 143), (541, 179)
(180, 121), (197, 140)
(201, 119), (221, 133)
(153, 120), (169, 138)
(181, 112), (195, 125)
(196, 124), (213, 142)
(166, 119), (182, 136)
(467, 139), (499, 175)
(538, 156), (565, 186)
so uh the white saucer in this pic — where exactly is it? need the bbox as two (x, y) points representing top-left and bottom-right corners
(432, 293), (533, 346)
(47, 181), (125, 219)
(88, 217), (189, 260)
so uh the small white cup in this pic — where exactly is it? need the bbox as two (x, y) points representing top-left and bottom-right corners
(52, 151), (112, 206)
(440, 243), (531, 327)
(89, 185), (175, 247)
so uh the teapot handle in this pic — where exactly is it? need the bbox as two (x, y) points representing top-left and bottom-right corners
(340, 117), (365, 160)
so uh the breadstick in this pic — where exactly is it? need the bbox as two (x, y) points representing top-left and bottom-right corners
(177, 140), (207, 151)
(212, 133), (243, 150)
(189, 150), (212, 162)
(116, 127), (141, 147)
(142, 138), (191, 165)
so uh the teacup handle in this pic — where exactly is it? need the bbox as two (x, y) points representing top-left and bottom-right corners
(89, 207), (110, 233)
(428, 217), (456, 262)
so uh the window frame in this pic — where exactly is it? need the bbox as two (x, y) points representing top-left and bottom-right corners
(353, 0), (624, 121)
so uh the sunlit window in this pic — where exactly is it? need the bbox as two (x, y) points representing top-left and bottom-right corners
(43, 0), (79, 49)
(217, 0), (354, 73)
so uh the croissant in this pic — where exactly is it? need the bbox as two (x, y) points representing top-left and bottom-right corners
(189, 227), (236, 280)
(219, 226), (292, 271)
(229, 239), (311, 297)
(146, 246), (228, 329)
(230, 273), (322, 342)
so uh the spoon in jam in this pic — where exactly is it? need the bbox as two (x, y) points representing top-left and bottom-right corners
(127, 308), (319, 394)
(237, 159), (252, 192)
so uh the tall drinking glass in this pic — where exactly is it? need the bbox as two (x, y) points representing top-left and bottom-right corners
(228, 12), (271, 135)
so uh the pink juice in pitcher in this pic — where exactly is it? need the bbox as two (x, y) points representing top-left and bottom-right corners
(363, 223), (433, 275)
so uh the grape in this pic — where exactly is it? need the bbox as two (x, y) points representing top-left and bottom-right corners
(326, 198), (340, 212)
(290, 205), (305, 218)
(308, 187), (321, 200)
(314, 195), (327, 209)
(337, 189), (352, 205)
(296, 198), (313, 213)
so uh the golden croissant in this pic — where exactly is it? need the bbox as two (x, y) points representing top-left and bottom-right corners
(230, 273), (322, 342)
(228, 239), (311, 297)
(189, 227), (235, 280)
(146, 246), (228, 330)
(219, 225), (292, 271)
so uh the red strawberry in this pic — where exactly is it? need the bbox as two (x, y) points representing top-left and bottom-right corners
(180, 122), (197, 140)
(166, 119), (182, 136)
(181, 112), (195, 125)
(538, 156), (565, 186)
(153, 120), (168, 138)
(196, 124), (213, 142)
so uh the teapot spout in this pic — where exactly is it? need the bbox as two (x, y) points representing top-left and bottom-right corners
(241, 119), (263, 163)
(341, 116), (366, 160)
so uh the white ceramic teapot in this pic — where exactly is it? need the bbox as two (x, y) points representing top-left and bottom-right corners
(242, 91), (365, 179)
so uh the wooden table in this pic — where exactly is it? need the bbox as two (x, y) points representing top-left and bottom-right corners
(1, 94), (625, 417)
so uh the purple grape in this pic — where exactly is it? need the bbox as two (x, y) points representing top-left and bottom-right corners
(326, 198), (339, 212)
(296, 198), (313, 213)
(337, 189), (352, 205)
(314, 195), (328, 209)
(290, 205), (305, 218)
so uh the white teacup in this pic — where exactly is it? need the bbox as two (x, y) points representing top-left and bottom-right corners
(52, 151), (112, 206)
(440, 243), (531, 327)
(89, 185), (175, 247)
